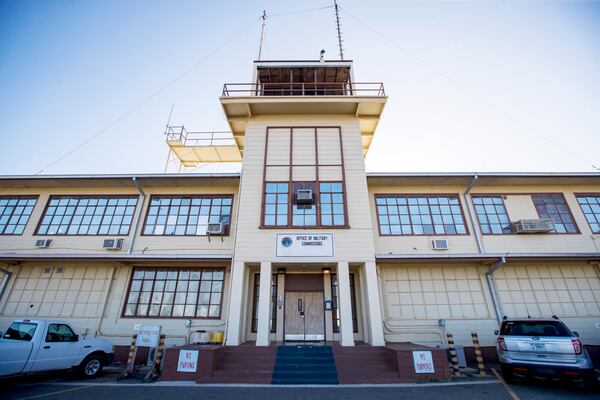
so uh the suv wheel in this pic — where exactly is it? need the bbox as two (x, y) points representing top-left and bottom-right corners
(78, 354), (104, 379)
(501, 364), (516, 384)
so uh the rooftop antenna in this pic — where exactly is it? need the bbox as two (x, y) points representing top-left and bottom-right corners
(334, 0), (344, 60)
(258, 10), (267, 60)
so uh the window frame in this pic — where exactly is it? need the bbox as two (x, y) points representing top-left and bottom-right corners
(34, 194), (138, 236)
(121, 267), (226, 319)
(471, 194), (512, 235)
(250, 273), (278, 334)
(531, 193), (580, 235)
(575, 193), (600, 234)
(45, 323), (77, 343)
(0, 195), (38, 236)
(140, 194), (234, 237)
(374, 193), (470, 236)
(331, 273), (358, 333)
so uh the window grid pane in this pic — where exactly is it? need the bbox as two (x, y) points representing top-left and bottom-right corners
(320, 182), (345, 226)
(331, 274), (358, 333)
(576, 194), (600, 233)
(0, 196), (37, 235)
(472, 196), (511, 234)
(532, 194), (577, 234)
(376, 195), (466, 236)
(124, 268), (225, 318)
(250, 274), (278, 333)
(264, 183), (289, 226)
(36, 196), (136, 236)
(143, 195), (232, 236)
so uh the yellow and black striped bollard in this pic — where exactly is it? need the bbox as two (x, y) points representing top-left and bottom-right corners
(471, 332), (486, 376)
(446, 332), (461, 378)
(151, 334), (166, 380)
(119, 333), (138, 379)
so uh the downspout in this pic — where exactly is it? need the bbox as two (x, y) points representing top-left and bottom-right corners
(129, 177), (146, 254)
(463, 174), (484, 253)
(0, 266), (12, 305)
(486, 257), (506, 324)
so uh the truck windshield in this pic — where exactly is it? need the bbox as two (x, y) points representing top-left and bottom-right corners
(501, 321), (570, 337)
(3, 322), (38, 341)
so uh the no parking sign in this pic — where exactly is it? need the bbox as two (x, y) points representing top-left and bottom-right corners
(177, 349), (199, 372)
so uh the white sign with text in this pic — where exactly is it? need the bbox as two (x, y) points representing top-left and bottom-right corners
(177, 349), (199, 372)
(276, 233), (334, 257)
(412, 350), (435, 374)
(135, 325), (161, 348)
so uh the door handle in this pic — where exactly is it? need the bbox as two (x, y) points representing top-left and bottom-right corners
(43, 346), (50, 349)
(298, 298), (303, 312)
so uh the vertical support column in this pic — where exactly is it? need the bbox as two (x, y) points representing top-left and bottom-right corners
(337, 261), (355, 347)
(323, 272), (334, 342)
(256, 261), (272, 346)
(275, 273), (285, 342)
(363, 261), (385, 346)
(225, 261), (245, 346)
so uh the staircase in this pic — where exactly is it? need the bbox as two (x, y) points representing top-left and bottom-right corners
(333, 345), (401, 383)
(271, 345), (339, 384)
(205, 345), (276, 383)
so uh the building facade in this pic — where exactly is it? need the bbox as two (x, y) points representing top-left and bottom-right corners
(1, 60), (600, 359)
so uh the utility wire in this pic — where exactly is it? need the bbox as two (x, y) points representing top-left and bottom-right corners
(34, 16), (261, 175)
(340, 6), (600, 171)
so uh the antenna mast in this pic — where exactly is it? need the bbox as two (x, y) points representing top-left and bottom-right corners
(334, 0), (344, 60)
(258, 10), (267, 60)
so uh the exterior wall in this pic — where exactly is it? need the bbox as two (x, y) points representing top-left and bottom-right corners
(379, 262), (600, 348)
(369, 184), (600, 255)
(0, 261), (231, 347)
(0, 184), (238, 256)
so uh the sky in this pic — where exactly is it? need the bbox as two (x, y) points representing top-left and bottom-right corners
(0, 0), (599, 175)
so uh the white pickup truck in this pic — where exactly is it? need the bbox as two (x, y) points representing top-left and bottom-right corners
(0, 319), (114, 378)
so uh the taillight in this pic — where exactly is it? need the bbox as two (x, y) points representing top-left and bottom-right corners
(498, 336), (507, 351)
(572, 339), (582, 355)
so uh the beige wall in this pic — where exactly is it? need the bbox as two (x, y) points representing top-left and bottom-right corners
(0, 184), (238, 256)
(379, 262), (600, 347)
(369, 184), (600, 255)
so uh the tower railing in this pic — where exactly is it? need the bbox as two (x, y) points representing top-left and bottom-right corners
(165, 126), (236, 147)
(222, 82), (385, 97)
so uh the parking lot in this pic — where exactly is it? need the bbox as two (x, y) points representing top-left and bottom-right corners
(1, 367), (598, 400)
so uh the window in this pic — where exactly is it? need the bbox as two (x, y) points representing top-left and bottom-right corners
(576, 194), (600, 233)
(143, 195), (232, 236)
(376, 195), (467, 235)
(320, 182), (345, 226)
(472, 196), (511, 234)
(36, 196), (137, 235)
(3, 321), (37, 341)
(46, 324), (77, 342)
(500, 320), (569, 337)
(123, 268), (224, 318)
(331, 274), (358, 333)
(264, 183), (289, 226)
(0, 196), (37, 235)
(250, 274), (278, 333)
(532, 194), (578, 234)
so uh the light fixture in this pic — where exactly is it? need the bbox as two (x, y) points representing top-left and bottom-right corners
(277, 267), (287, 275)
(322, 267), (331, 274)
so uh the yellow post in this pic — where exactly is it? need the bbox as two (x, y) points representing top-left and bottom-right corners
(446, 332), (461, 378)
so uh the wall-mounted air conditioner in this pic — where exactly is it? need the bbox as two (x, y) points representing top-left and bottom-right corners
(207, 223), (225, 235)
(295, 189), (314, 205)
(432, 239), (449, 250)
(510, 219), (554, 234)
(102, 238), (124, 250)
(35, 239), (52, 248)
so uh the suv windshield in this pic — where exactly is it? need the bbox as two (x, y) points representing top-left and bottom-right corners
(501, 321), (570, 337)
(3, 322), (38, 341)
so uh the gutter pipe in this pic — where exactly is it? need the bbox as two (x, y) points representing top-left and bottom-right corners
(0, 267), (12, 305)
(129, 177), (146, 254)
(463, 174), (484, 253)
(486, 257), (506, 323)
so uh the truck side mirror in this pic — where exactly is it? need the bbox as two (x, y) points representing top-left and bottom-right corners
(573, 331), (579, 337)
(494, 329), (499, 335)
(72, 334), (79, 342)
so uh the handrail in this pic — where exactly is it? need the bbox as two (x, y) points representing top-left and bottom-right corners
(165, 126), (235, 147)
(221, 82), (385, 97)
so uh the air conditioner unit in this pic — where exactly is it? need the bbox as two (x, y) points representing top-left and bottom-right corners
(207, 223), (225, 235)
(295, 189), (314, 204)
(102, 238), (124, 250)
(432, 239), (449, 250)
(35, 239), (52, 248)
(510, 219), (555, 234)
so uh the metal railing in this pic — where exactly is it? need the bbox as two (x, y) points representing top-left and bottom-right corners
(165, 126), (235, 147)
(222, 82), (385, 97)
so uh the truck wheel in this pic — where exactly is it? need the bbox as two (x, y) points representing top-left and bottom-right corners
(78, 354), (104, 379)
(500, 364), (516, 384)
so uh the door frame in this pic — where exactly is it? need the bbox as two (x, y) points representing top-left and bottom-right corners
(283, 273), (326, 342)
